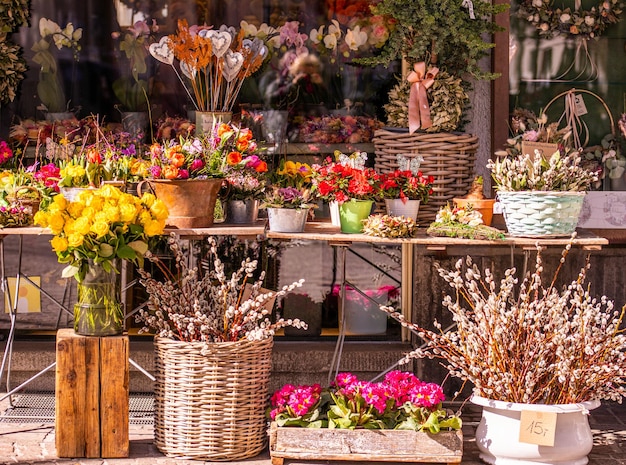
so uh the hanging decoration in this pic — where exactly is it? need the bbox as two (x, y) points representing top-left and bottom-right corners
(406, 62), (439, 133)
(518, 0), (622, 40)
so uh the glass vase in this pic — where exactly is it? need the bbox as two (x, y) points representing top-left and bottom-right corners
(74, 261), (124, 336)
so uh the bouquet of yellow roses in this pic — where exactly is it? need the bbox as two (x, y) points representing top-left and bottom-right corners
(34, 184), (168, 281)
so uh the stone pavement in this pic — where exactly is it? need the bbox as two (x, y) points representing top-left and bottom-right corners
(0, 395), (624, 465)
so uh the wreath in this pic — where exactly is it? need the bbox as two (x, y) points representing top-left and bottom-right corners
(517, 0), (623, 40)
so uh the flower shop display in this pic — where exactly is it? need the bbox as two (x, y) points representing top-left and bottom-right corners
(0, 168), (42, 227)
(33, 184), (168, 335)
(297, 115), (383, 144)
(488, 150), (598, 236)
(362, 214), (418, 239)
(311, 150), (381, 233)
(333, 284), (398, 335)
(379, 154), (433, 221)
(141, 123), (244, 228)
(268, 371), (463, 464)
(31, 18), (83, 115)
(222, 127), (268, 224)
(381, 238), (626, 465)
(452, 176), (495, 226)
(149, 20), (272, 133)
(426, 203), (505, 241)
(135, 235), (306, 460)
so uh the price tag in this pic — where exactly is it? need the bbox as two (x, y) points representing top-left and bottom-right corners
(574, 94), (588, 116)
(519, 410), (557, 446)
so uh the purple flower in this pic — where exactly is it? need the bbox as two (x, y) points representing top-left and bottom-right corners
(190, 158), (205, 171)
(278, 187), (301, 202)
(149, 165), (162, 178)
(178, 169), (190, 179)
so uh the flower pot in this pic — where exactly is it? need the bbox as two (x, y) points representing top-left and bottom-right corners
(59, 186), (95, 202)
(138, 178), (223, 228)
(195, 111), (232, 135)
(225, 199), (259, 224)
(384, 198), (421, 221)
(471, 395), (600, 465)
(497, 191), (585, 237)
(453, 197), (495, 226)
(154, 336), (273, 460)
(339, 288), (387, 335)
(74, 261), (123, 336)
(267, 207), (309, 232)
(339, 199), (373, 234)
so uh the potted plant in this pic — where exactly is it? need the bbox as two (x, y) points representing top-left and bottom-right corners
(311, 150), (381, 233)
(379, 154), (434, 221)
(381, 239), (626, 465)
(111, 20), (158, 140)
(488, 150), (598, 236)
(31, 18), (82, 117)
(268, 371), (463, 464)
(262, 186), (316, 233)
(452, 176), (496, 226)
(135, 235), (306, 460)
(33, 184), (168, 335)
(222, 126), (268, 224)
(141, 122), (246, 228)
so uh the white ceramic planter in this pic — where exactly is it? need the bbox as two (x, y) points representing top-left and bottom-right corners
(471, 395), (600, 465)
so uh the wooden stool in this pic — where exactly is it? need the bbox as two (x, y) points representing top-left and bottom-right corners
(55, 328), (129, 458)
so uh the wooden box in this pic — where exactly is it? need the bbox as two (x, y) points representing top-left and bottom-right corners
(55, 328), (129, 458)
(269, 422), (463, 465)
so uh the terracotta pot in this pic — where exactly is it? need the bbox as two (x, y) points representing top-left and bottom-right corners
(138, 178), (224, 228)
(453, 197), (495, 226)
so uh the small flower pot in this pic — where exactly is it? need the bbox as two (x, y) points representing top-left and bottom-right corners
(384, 198), (421, 221)
(453, 197), (495, 226)
(339, 199), (373, 234)
(267, 207), (309, 232)
(225, 199), (259, 224)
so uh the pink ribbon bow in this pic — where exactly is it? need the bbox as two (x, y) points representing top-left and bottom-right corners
(407, 62), (439, 133)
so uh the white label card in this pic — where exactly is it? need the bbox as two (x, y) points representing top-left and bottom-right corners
(518, 409), (557, 446)
(574, 94), (588, 116)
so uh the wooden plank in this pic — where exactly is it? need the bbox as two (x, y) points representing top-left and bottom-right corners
(99, 335), (130, 458)
(84, 336), (101, 458)
(55, 329), (90, 457)
(269, 423), (463, 463)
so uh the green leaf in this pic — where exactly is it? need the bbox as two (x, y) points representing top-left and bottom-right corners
(116, 245), (137, 260)
(62, 264), (79, 279)
(128, 240), (148, 256)
(99, 243), (114, 258)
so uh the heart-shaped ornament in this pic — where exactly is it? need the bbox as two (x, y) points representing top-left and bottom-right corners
(222, 50), (244, 82)
(180, 61), (197, 80)
(204, 30), (232, 58)
(149, 37), (174, 65)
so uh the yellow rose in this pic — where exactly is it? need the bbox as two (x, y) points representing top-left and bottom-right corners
(141, 193), (156, 208)
(150, 200), (169, 221)
(100, 184), (121, 199)
(48, 213), (66, 234)
(85, 195), (104, 211)
(94, 211), (108, 224)
(91, 220), (110, 237)
(33, 210), (49, 227)
(50, 236), (69, 253)
(52, 194), (67, 210)
(103, 204), (120, 223)
(73, 216), (91, 236)
(67, 232), (84, 248)
(143, 218), (165, 236)
(67, 202), (85, 219)
(139, 211), (151, 225)
(120, 203), (138, 223)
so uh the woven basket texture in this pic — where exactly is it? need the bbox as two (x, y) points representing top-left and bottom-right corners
(497, 191), (585, 237)
(154, 336), (273, 461)
(373, 130), (478, 223)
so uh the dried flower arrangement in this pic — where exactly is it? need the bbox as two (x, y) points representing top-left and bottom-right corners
(269, 371), (461, 432)
(426, 203), (504, 241)
(362, 214), (418, 238)
(136, 234), (307, 342)
(381, 238), (626, 404)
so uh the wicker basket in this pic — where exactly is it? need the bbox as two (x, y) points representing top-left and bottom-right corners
(373, 130), (478, 223)
(497, 191), (585, 237)
(153, 336), (273, 461)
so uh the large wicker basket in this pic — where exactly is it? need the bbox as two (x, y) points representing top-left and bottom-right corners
(373, 130), (478, 223)
(153, 336), (273, 461)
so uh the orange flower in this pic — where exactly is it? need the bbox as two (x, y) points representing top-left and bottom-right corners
(169, 151), (186, 168)
(236, 139), (250, 152)
(238, 128), (253, 141)
(227, 151), (243, 165)
(87, 148), (102, 164)
(162, 165), (179, 179)
(255, 160), (268, 173)
(217, 123), (234, 138)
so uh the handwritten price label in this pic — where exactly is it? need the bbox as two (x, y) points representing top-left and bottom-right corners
(519, 410), (557, 446)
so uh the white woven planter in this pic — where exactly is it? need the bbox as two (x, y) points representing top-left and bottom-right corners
(497, 191), (585, 237)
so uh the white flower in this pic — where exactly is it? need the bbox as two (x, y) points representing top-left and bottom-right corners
(560, 13), (571, 23)
(39, 18), (61, 38)
(532, 0), (543, 7)
(584, 16), (595, 26)
(323, 33), (338, 50)
(327, 19), (342, 39)
(309, 26), (325, 45)
(344, 26), (368, 51)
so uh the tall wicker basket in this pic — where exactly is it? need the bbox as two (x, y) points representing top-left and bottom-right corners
(373, 130), (479, 223)
(153, 336), (273, 461)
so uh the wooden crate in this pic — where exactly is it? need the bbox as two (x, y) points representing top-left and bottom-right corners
(269, 422), (463, 465)
(55, 328), (129, 458)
